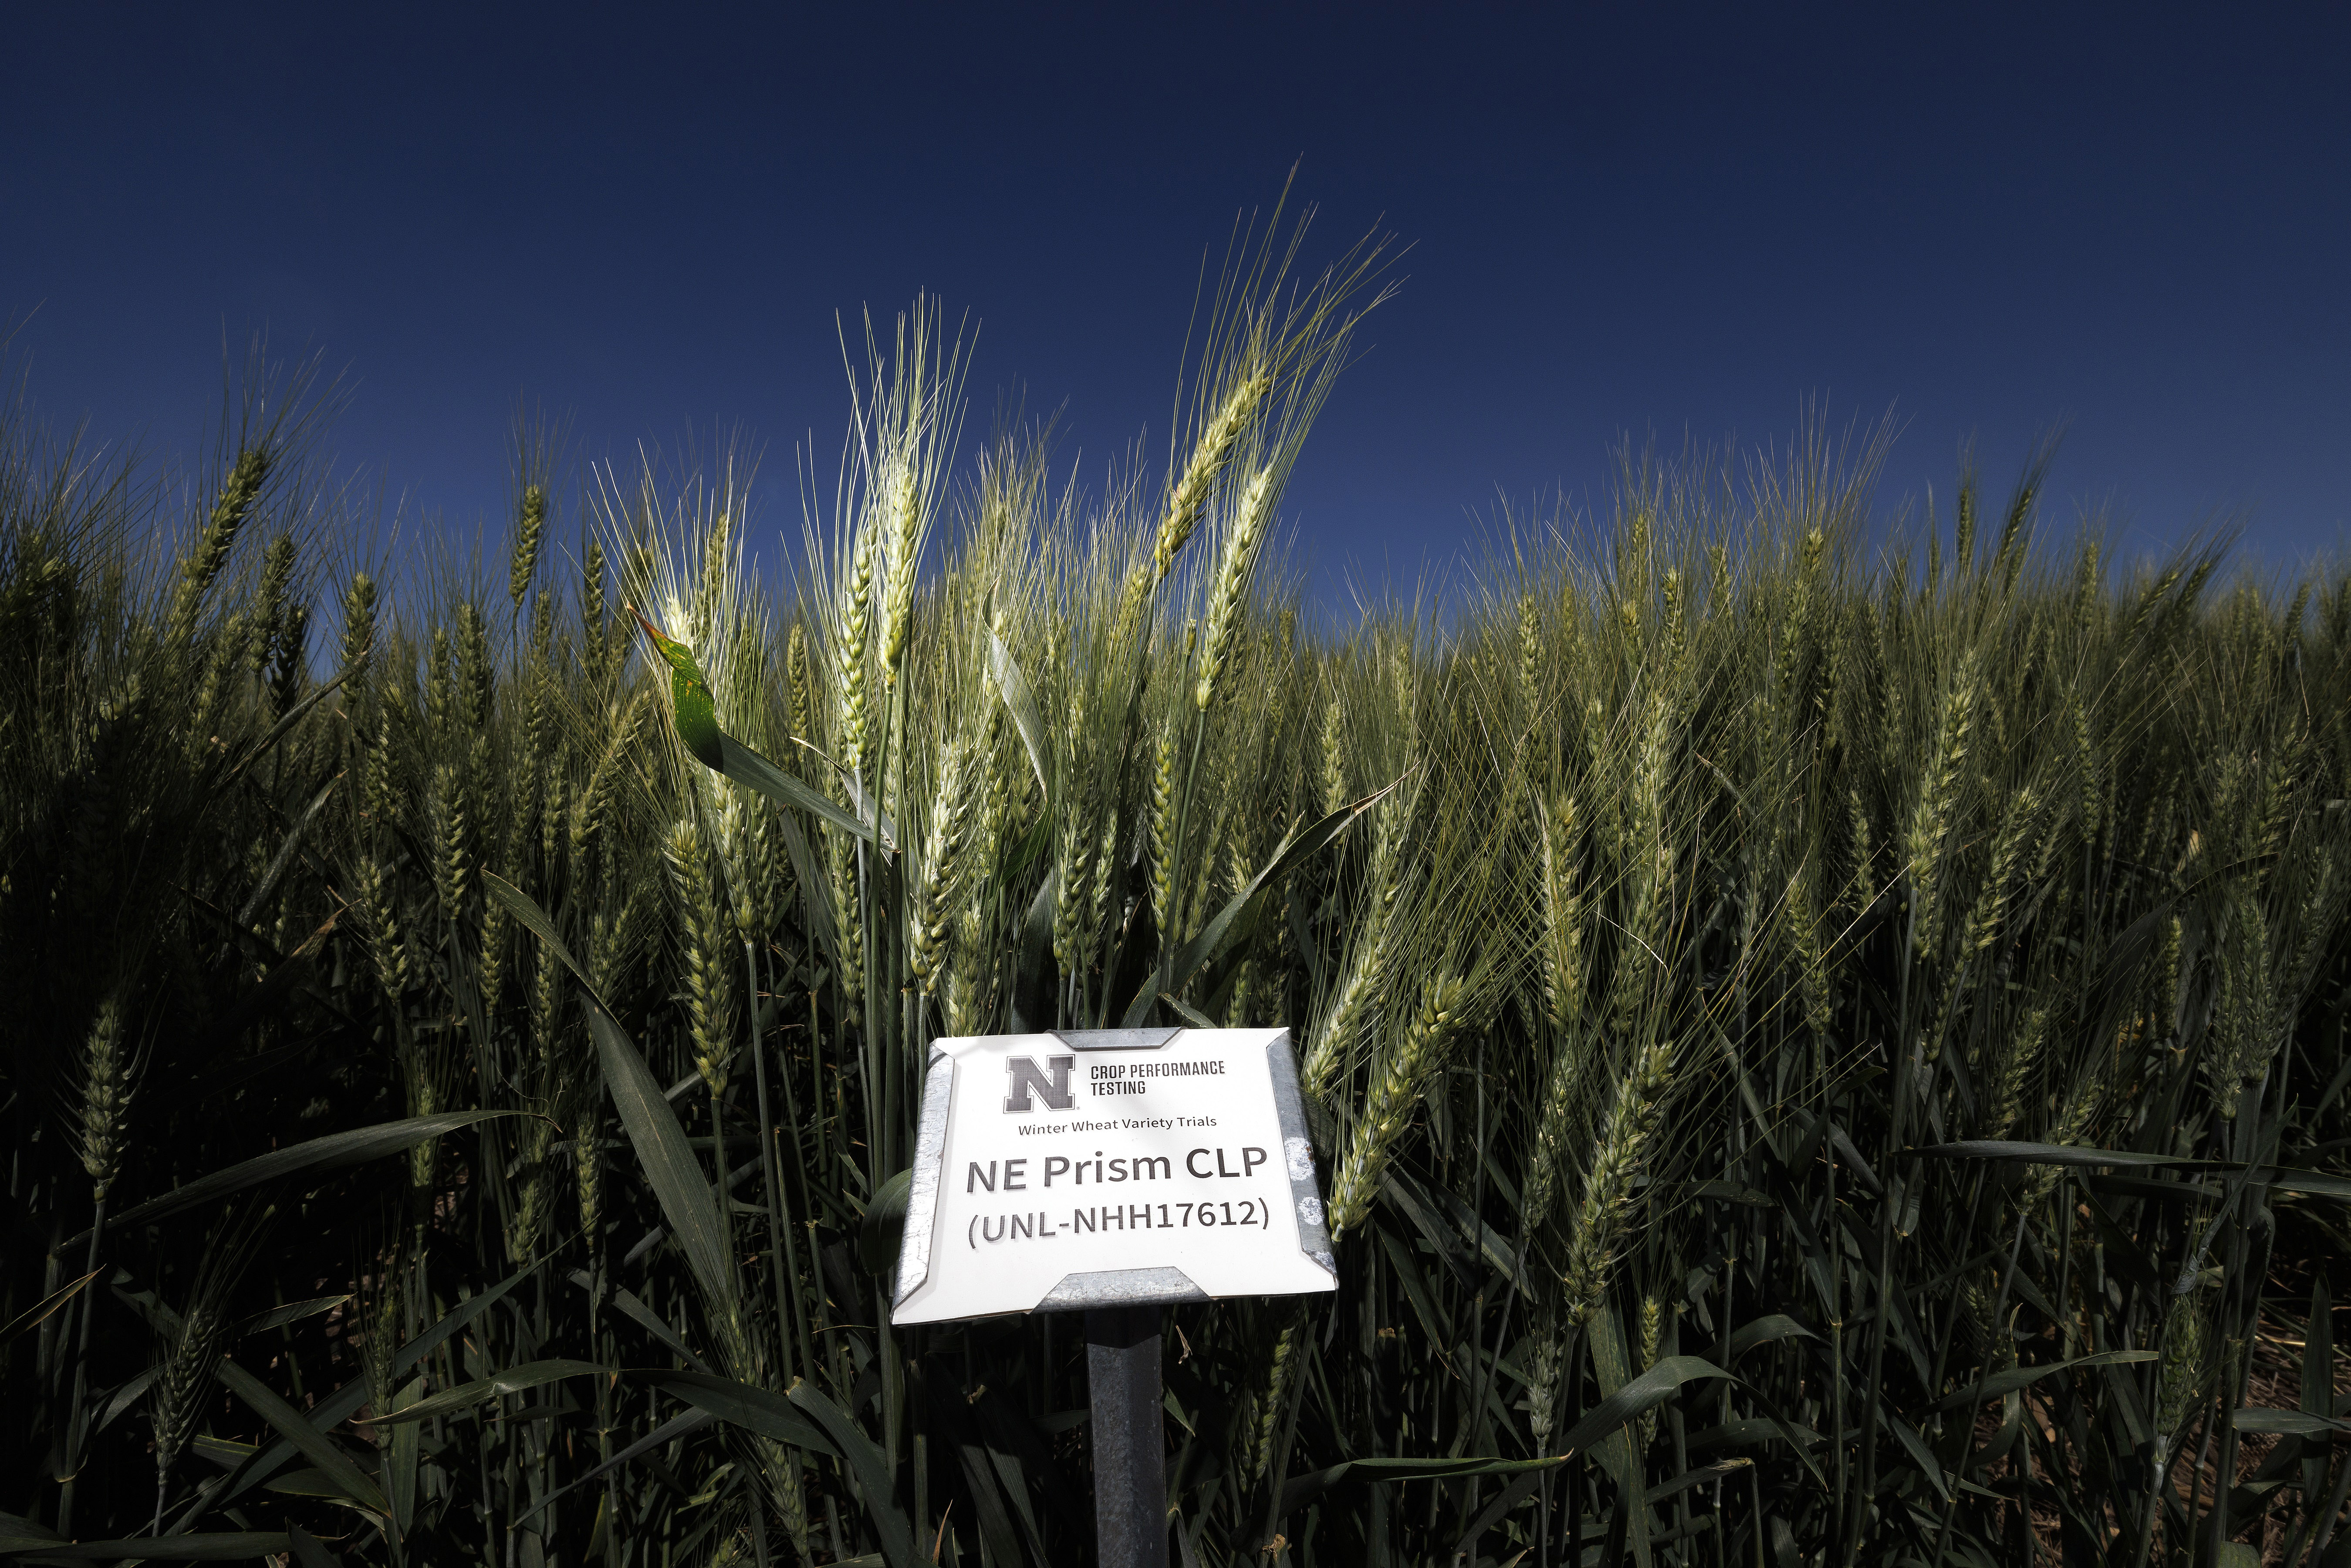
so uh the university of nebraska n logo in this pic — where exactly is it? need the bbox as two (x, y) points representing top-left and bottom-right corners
(1003, 1055), (1076, 1113)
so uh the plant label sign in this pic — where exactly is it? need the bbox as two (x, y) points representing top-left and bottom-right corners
(889, 1026), (1337, 1324)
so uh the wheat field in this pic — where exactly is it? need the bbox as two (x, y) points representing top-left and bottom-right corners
(3, 223), (2348, 1568)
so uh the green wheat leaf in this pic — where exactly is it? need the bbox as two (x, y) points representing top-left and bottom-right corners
(352, 1359), (611, 1426)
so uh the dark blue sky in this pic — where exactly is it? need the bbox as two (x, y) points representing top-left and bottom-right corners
(7, 3), (2346, 606)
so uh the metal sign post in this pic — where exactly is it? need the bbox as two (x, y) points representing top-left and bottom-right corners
(1085, 1304), (1168, 1568)
(891, 1026), (1334, 1568)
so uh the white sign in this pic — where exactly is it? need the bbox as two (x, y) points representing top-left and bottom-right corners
(890, 1027), (1338, 1323)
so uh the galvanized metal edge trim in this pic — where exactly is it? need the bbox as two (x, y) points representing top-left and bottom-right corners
(1033, 1266), (1210, 1313)
(893, 1053), (957, 1308)
(1048, 1027), (1182, 1052)
(1265, 1029), (1337, 1280)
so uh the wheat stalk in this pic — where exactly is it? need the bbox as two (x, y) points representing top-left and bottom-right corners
(1152, 371), (1270, 588)
(1558, 1042), (1672, 1324)
(2152, 1289), (2209, 1470)
(1300, 824), (1412, 1102)
(1904, 648), (1982, 953)
(787, 622), (815, 743)
(909, 734), (975, 996)
(1248, 1319), (1300, 1483)
(510, 483), (547, 608)
(1193, 467), (1276, 713)
(165, 446), (269, 647)
(1327, 974), (1468, 1237)
(73, 999), (132, 1200)
(879, 466), (922, 684)
(1149, 714), (1181, 942)
(666, 816), (735, 1102)
(836, 527), (877, 773)
(1984, 1006), (2048, 1138)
